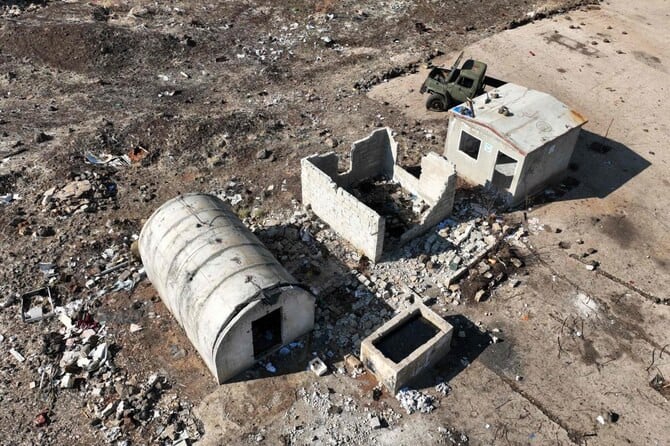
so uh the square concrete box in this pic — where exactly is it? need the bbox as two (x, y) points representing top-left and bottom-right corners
(360, 304), (453, 393)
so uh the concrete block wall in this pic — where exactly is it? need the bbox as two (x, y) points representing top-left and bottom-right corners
(340, 127), (397, 186)
(301, 155), (385, 261)
(301, 129), (456, 262)
(397, 153), (457, 244)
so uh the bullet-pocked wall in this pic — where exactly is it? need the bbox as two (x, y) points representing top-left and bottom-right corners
(139, 194), (315, 384)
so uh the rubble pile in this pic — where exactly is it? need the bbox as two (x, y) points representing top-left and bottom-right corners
(311, 279), (393, 354)
(437, 426), (470, 446)
(42, 173), (118, 218)
(0, 0), (45, 18)
(55, 315), (201, 443)
(0, 231), (203, 444)
(352, 179), (422, 235)
(241, 195), (523, 383)
(395, 388), (435, 414)
(288, 384), (398, 445)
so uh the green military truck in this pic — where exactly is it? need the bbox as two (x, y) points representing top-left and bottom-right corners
(420, 52), (505, 111)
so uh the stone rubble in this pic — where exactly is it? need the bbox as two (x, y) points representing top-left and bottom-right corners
(395, 388), (435, 414)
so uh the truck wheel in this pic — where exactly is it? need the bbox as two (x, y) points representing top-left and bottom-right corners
(426, 94), (445, 111)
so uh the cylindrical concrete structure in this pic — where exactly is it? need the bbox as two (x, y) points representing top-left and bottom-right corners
(139, 193), (315, 383)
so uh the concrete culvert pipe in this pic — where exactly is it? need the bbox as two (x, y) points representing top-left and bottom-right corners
(139, 193), (315, 383)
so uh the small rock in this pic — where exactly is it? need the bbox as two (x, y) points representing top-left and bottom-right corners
(256, 148), (271, 160)
(129, 5), (151, 17)
(55, 180), (92, 200)
(585, 261), (599, 271)
(344, 354), (363, 372)
(510, 257), (523, 268)
(34, 131), (52, 144)
(34, 411), (49, 427)
(36, 226), (55, 237)
(325, 137), (338, 148)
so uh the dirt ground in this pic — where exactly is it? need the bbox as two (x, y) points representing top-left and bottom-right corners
(1, 0), (668, 445)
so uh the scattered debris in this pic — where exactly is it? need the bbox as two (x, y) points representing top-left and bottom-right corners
(85, 152), (130, 167)
(21, 287), (55, 323)
(650, 373), (670, 398)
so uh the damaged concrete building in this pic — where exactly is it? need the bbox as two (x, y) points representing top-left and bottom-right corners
(301, 128), (456, 262)
(139, 194), (315, 384)
(445, 83), (587, 204)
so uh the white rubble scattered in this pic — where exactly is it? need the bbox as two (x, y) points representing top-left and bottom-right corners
(395, 388), (434, 414)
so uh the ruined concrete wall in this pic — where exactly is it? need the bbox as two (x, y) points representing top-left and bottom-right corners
(397, 153), (457, 244)
(301, 155), (385, 261)
(339, 127), (397, 187)
(301, 131), (455, 261)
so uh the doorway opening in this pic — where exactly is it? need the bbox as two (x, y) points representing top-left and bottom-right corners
(252, 308), (282, 358)
(492, 151), (517, 190)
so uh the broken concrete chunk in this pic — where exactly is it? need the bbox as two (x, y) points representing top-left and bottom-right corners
(395, 388), (434, 414)
(60, 373), (75, 389)
(55, 180), (92, 200)
(308, 357), (328, 376)
(21, 287), (54, 323)
(9, 348), (25, 363)
(91, 342), (108, 361)
(58, 312), (74, 330)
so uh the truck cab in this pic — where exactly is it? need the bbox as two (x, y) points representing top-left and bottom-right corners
(420, 58), (488, 111)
